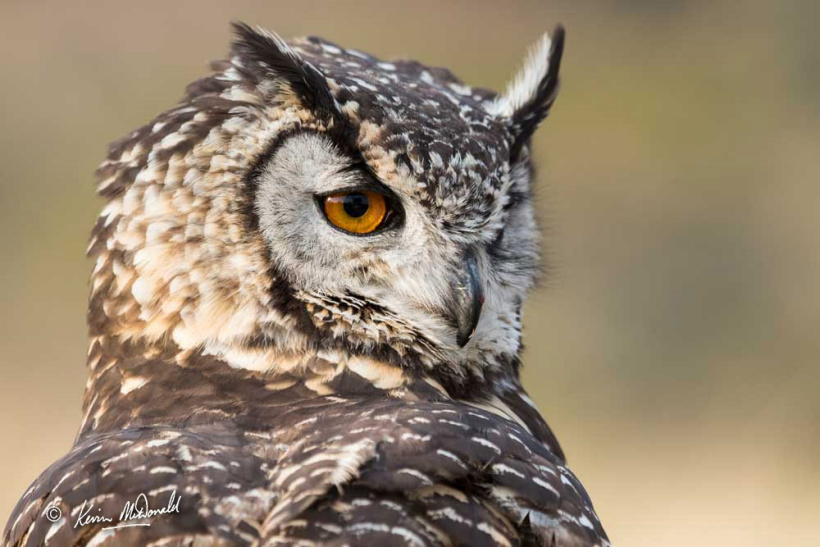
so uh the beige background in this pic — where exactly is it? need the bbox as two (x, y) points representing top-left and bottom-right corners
(1, 1), (818, 545)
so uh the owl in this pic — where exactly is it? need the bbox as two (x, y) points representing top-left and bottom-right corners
(3, 23), (609, 547)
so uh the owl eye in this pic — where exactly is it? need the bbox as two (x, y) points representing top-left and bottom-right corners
(321, 189), (389, 235)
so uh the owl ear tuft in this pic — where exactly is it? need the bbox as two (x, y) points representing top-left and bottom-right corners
(490, 26), (565, 162)
(231, 22), (338, 118)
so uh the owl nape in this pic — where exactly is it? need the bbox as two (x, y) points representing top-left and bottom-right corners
(3, 23), (609, 547)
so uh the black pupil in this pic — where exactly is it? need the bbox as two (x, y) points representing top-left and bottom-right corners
(343, 193), (370, 218)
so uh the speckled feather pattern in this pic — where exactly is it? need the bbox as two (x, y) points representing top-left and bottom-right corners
(3, 23), (609, 547)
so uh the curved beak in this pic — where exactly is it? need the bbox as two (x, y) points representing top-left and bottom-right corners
(451, 251), (485, 347)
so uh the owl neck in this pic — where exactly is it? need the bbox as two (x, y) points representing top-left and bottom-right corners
(78, 333), (546, 446)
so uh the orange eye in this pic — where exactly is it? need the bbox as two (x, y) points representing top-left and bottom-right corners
(322, 190), (388, 235)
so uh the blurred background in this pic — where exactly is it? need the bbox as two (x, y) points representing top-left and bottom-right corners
(1, 1), (818, 545)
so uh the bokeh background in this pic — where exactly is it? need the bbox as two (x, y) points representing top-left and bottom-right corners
(1, 1), (818, 545)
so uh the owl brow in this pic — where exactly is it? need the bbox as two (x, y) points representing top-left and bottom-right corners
(337, 159), (368, 174)
(323, 129), (394, 193)
(325, 163), (391, 197)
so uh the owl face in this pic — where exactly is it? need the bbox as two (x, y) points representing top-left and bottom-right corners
(255, 127), (522, 350)
(88, 23), (563, 384)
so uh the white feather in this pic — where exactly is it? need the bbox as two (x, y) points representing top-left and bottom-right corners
(487, 33), (554, 118)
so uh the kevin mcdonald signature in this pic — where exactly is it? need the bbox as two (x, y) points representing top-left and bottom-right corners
(73, 490), (182, 530)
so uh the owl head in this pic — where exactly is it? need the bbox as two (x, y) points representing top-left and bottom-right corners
(87, 23), (564, 393)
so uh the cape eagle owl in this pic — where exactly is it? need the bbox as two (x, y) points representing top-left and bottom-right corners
(3, 23), (610, 547)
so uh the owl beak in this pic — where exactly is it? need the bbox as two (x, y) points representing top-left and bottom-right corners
(453, 252), (485, 348)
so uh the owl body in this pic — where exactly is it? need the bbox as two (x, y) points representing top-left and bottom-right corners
(3, 24), (609, 546)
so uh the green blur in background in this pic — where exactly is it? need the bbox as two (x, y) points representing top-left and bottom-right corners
(1, 1), (818, 545)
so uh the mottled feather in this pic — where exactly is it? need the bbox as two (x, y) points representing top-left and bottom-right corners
(4, 22), (607, 547)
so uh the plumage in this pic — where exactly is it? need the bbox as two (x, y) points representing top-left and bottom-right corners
(3, 22), (609, 546)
